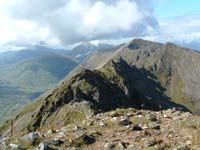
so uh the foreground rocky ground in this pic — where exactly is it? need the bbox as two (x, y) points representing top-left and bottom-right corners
(1, 108), (200, 150)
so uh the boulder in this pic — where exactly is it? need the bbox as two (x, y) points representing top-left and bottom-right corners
(20, 132), (39, 141)
(119, 118), (132, 126)
(36, 142), (48, 150)
(144, 138), (157, 147)
(148, 114), (158, 122)
(104, 142), (115, 150)
(148, 122), (160, 130)
(186, 140), (192, 146)
(73, 133), (96, 147)
(9, 143), (25, 150)
(0, 138), (7, 149)
(117, 142), (129, 149)
(131, 124), (143, 131)
(99, 121), (105, 126)
(46, 138), (64, 146)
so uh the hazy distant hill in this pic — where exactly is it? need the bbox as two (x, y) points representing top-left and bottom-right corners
(0, 47), (79, 124)
(0, 53), (78, 90)
(66, 42), (114, 60)
(0, 42), (115, 124)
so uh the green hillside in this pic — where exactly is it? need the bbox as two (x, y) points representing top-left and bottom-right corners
(0, 51), (79, 125)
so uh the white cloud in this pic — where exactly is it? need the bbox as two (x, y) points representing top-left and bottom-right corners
(144, 14), (200, 43)
(0, 0), (158, 47)
(1, 0), (199, 49)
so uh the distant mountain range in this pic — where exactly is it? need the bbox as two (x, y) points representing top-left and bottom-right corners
(0, 42), (113, 124)
(66, 42), (114, 59)
(3, 39), (200, 134)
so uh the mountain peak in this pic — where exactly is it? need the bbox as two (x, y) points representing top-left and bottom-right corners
(127, 38), (162, 50)
(165, 42), (179, 48)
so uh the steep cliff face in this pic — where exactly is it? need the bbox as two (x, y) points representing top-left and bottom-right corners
(74, 39), (200, 113)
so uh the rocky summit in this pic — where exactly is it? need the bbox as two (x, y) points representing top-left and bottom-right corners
(1, 39), (200, 149)
(1, 108), (200, 149)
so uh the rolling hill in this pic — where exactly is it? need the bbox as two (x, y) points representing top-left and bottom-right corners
(0, 48), (79, 125)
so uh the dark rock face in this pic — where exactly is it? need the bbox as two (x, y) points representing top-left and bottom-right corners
(27, 58), (190, 131)
(63, 58), (189, 112)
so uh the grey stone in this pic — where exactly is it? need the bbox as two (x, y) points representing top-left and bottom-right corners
(127, 144), (136, 150)
(119, 118), (132, 126)
(131, 124), (143, 131)
(104, 142), (115, 150)
(20, 132), (39, 141)
(144, 138), (157, 147)
(149, 114), (158, 122)
(118, 142), (129, 149)
(46, 138), (64, 146)
(148, 122), (160, 130)
(36, 142), (48, 150)
(9, 143), (25, 150)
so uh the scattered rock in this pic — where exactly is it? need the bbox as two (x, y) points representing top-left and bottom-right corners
(87, 120), (94, 126)
(55, 132), (66, 138)
(111, 117), (118, 122)
(119, 118), (132, 126)
(186, 140), (192, 146)
(89, 131), (102, 137)
(74, 133), (95, 146)
(36, 142), (48, 150)
(9, 143), (25, 150)
(131, 124), (143, 131)
(142, 124), (148, 130)
(136, 115), (143, 118)
(148, 122), (160, 130)
(74, 125), (84, 131)
(126, 113), (133, 117)
(104, 142), (115, 150)
(149, 114), (158, 122)
(47, 129), (52, 135)
(144, 138), (157, 147)
(117, 142), (129, 149)
(183, 112), (192, 118)
(173, 111), (181, 116)
(46, 138), (64, 146)
(0, 138), (7, 149)
(127, 144), (136, 149)
(175, 143), (190, 150)
(163, 114), (168, 118)
(110, 111), (121, 117)
(3, 108), (200, 149)
(197, 120), (200, 126)
(99, 121), (105, 126)
(59, 127), (68, 133)
(20, 132), (39, 141)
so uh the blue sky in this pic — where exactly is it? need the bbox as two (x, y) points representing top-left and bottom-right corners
(155, 0), (200, 17)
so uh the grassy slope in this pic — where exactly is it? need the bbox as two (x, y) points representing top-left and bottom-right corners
(0, 53), (78, 125)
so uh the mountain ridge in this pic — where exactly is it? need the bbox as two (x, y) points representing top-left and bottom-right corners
(1, 39), (200, 140)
